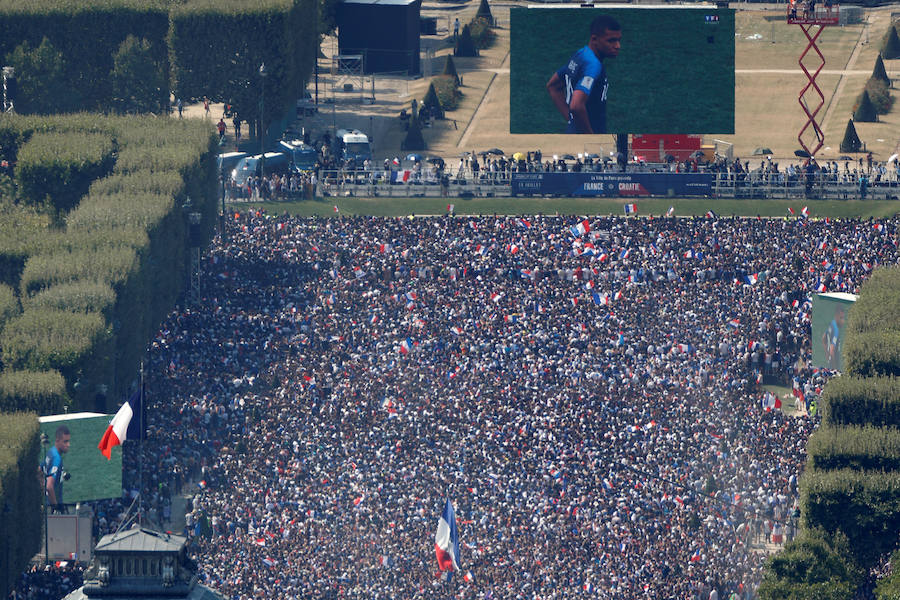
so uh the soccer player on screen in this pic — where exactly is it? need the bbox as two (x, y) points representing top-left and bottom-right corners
(43, 425), (70, 513)
(546, 15), (621, 134)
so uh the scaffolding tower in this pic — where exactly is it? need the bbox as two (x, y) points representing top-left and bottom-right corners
(788, 2), (840, 159)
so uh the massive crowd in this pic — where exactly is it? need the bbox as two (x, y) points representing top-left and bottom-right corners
(122, 212), (896, 600)
(15, 212), (899, 600)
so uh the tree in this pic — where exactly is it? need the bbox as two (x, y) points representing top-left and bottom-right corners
(110, 36), (167, 114)
(871, 53), (891, 87)
(881, 25), (900, 60)
(455, 25), (478, 57)
(422, 82), (444, 119)
(403, 110), (426, 151)
(758, 530), (861, 600)
(476, 0), (493, 23)
(853, 89), (877, 122)
(839, 119), (861, 153)
(4, 38), (75, 114)
(443, 55), (460, 85)
(864, 78), (893, 114)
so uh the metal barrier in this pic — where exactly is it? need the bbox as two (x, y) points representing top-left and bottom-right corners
(713, 172), (900, 200)
(223, 168), (900, 201)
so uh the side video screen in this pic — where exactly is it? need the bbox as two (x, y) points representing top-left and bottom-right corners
(39, 413), (123, 504)
(510, 5), (735, 134)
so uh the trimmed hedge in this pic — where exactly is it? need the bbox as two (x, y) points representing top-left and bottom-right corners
(807, 426), (900, 472)
(431, 75), (461, 112)
(801, 468), (900, 567)
(845, 266), (900, 335)
(844, 331), (900, 378)
(455, 24), (478, 57)
(0, 205), (54, 289)
(0, 371), (68, 414)
(0, 412), (41, 599)
(882, 23), (900, 60)
(821, 376), (900, 429)
(15, 132), (116, 214)
(864, 78), (893, 115)
(0, 113), (217, 411)
(1, 308), (109, 372)
(842, 266), (900, 377)
(169, 0), (317, 125)
(758, 529), (860, 600)
(442, 55), (460, 85)
(422, 82), (444, 119)
(24, 280), (116, 316)
(0, 0), (170, 114)
(853, 89), (878, 122)
(20, 246), (139, 297)
(0, 284), (18, 333)
(839, 119), (861, 154)
(469, 17), (496, 50)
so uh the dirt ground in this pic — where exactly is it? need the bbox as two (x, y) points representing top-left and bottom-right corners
(189, 0), (900, 166)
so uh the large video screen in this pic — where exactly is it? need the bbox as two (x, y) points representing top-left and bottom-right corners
(39, 413), (123, 504)
(811, 293), (857, 372)
(510, 5), (735, 134)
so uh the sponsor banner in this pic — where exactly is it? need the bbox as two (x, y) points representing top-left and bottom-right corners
(511, 172), (713, 197)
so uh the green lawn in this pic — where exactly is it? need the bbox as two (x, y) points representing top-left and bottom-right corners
(239, 197), (900, 218)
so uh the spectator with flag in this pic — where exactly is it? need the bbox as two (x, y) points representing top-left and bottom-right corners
(435, 498), (460, 579)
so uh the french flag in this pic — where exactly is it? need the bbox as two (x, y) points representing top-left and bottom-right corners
(435, 498), (460, 574)
(624, 203), (637, 214)
(391, 170), (412, 183)
(570, 220), (590, 236)
(518, 218), (532, 229)
(666, 206), (674, 217)
(690, 549), (701, 562)
(463, 571), (474, 583)
(801, 206), (809, 218)
(450, 326), (463, 336)
(399, 338), (414, 354)
(743, 273), (759, 285)
(705, 210), (716, 219)
(592, 293), (609, 306)
(761, 393), (782, 412)
(98, 400), (134, 460)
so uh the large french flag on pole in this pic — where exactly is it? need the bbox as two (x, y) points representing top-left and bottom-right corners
(98, 401), (134, 459)
(435, 498), (460, 574)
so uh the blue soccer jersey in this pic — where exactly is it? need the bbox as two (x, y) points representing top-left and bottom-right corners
(43, 446), (63, 505)
(556, 46), (608, 134)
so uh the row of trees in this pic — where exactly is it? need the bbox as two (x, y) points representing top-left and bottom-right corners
(0, 0), (318, 124)
(759, 265), (900, 599)
(402, 0), (498, 150)
(840, 51), (894, 152)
